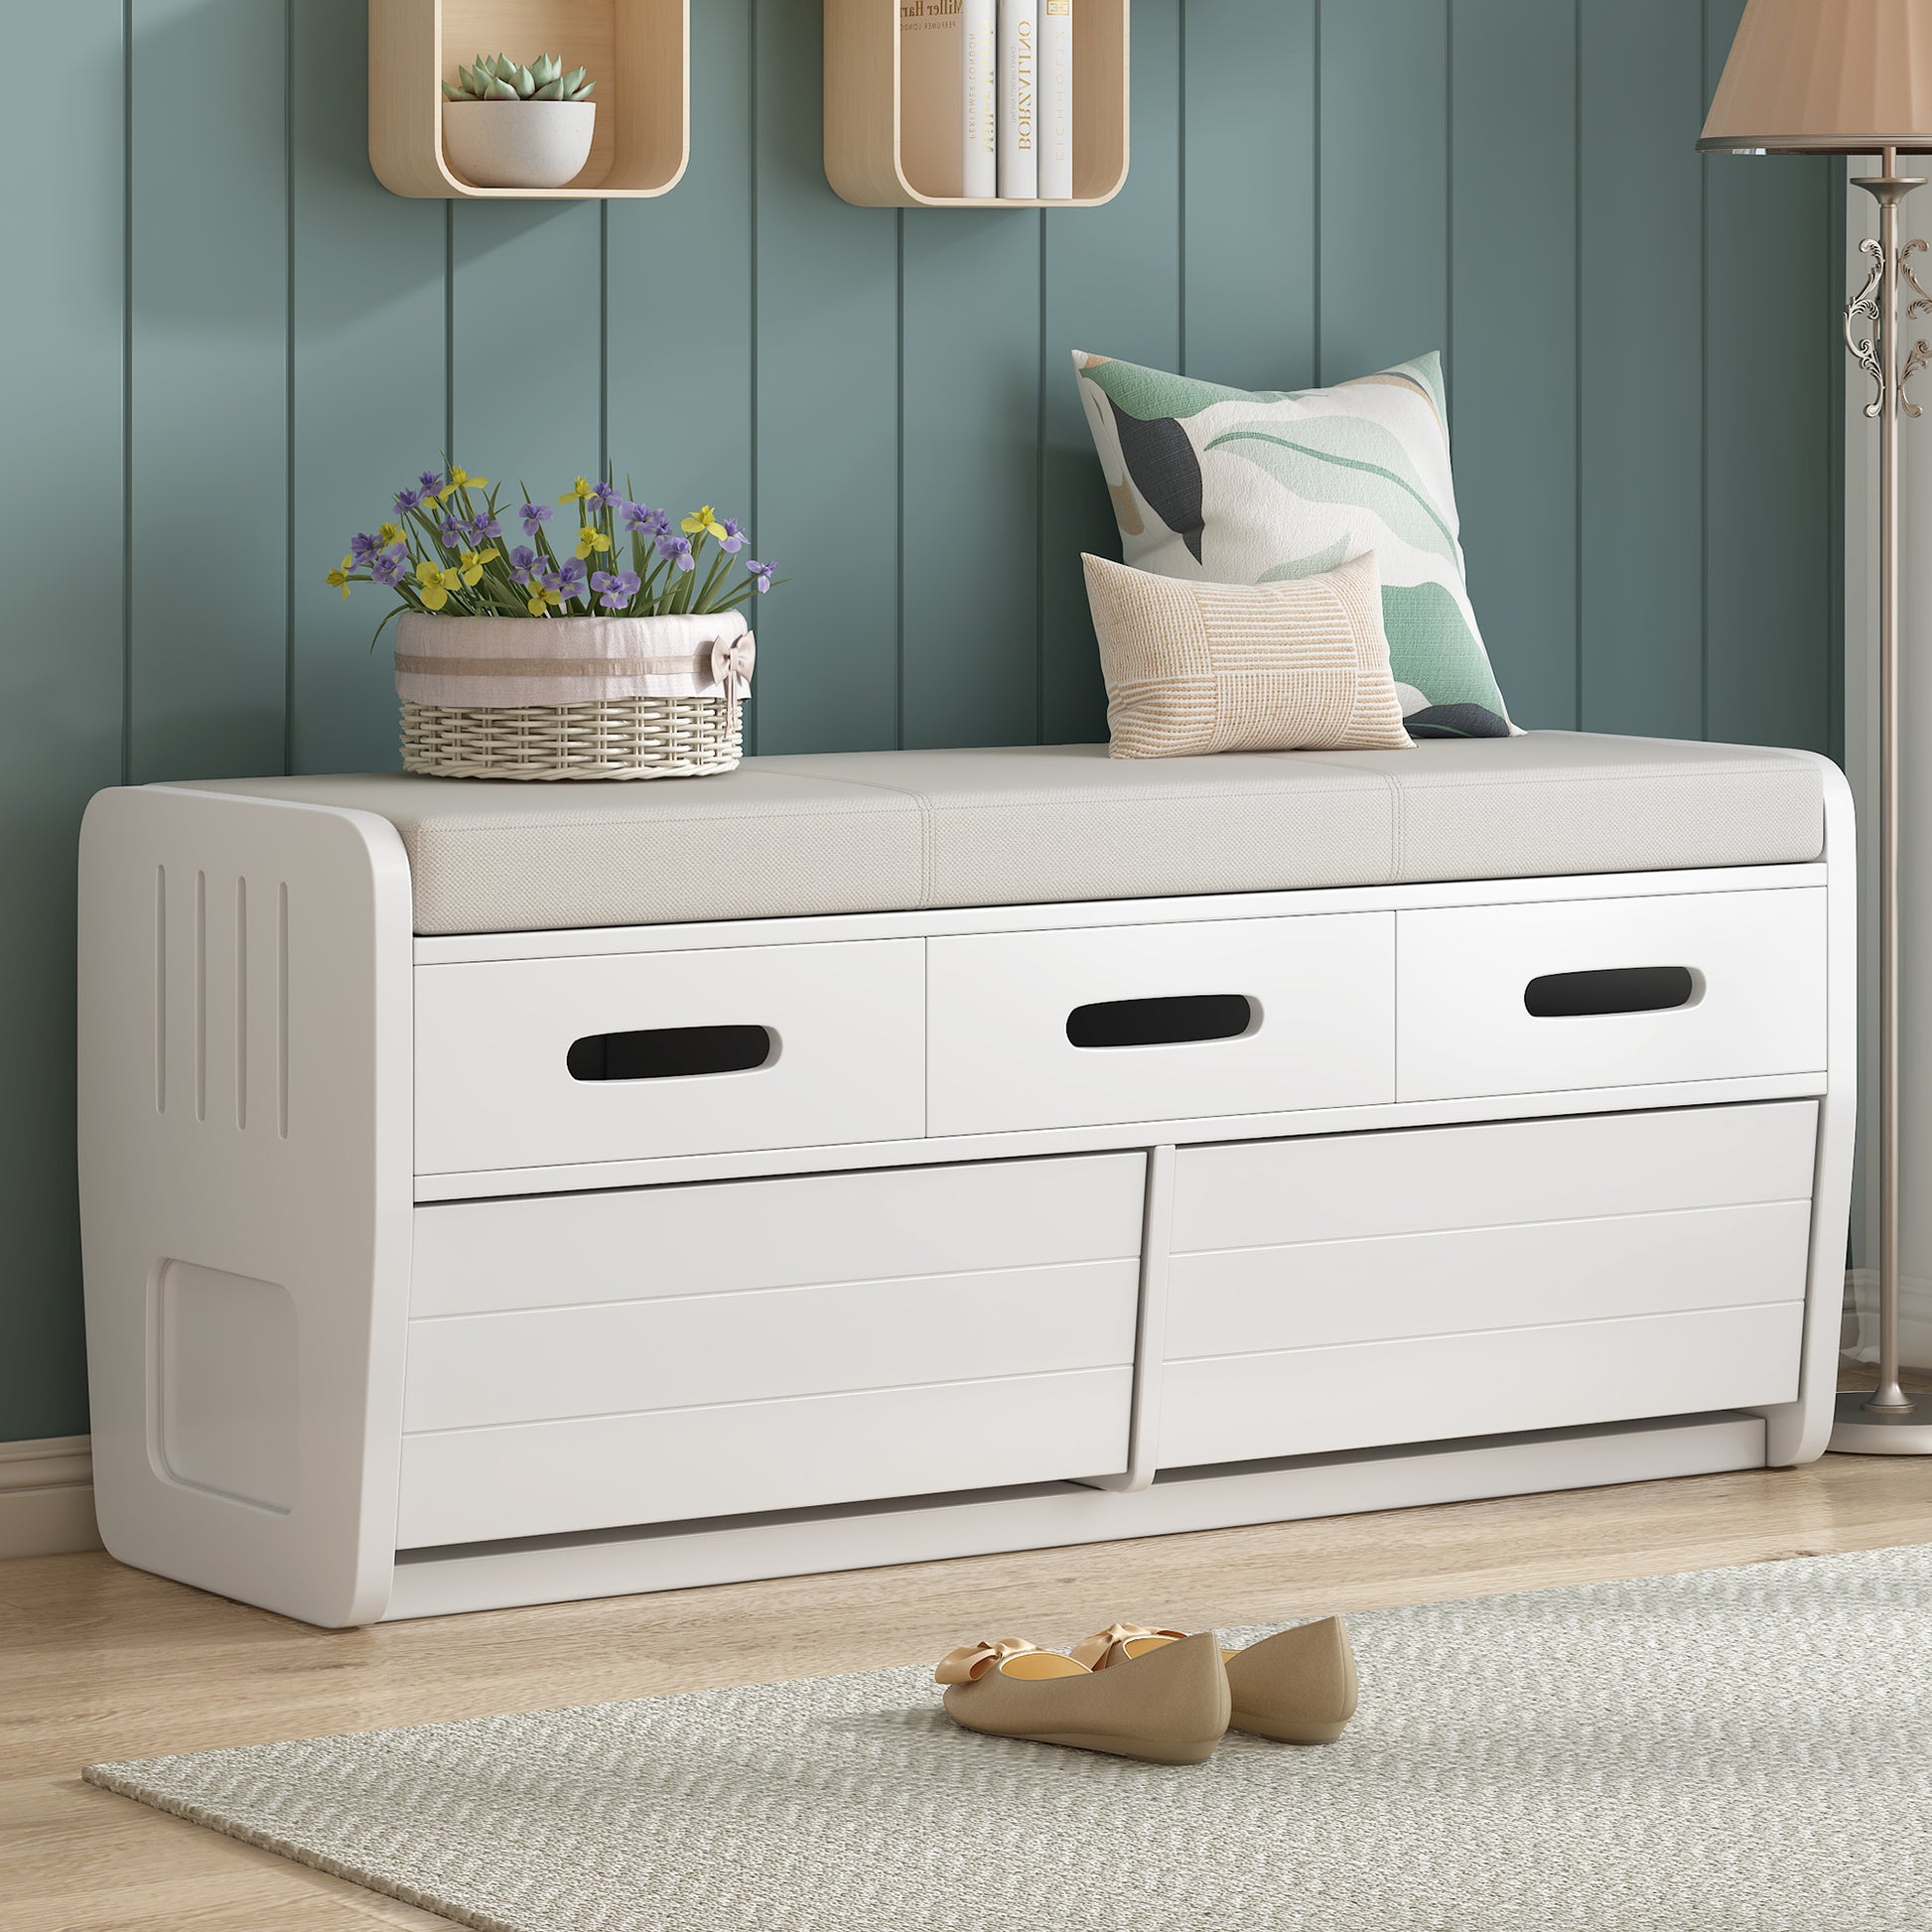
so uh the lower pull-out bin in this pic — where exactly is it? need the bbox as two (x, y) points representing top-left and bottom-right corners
(397, 1151), (1146, 1546)
(1158, 1102), (1816, 1468)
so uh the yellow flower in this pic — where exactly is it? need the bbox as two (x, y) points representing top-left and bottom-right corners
(415, 560), (454, 612)
(681, 504), (727, 541)
(558, 476), (596, 505)
(458, 544), (499, 587)
(446, 465), (487, 493)
(526, 590), (557, 616)
(325, 555), (352, 601)
(376, 520), (404, 546)
(575, 525), (612, 560)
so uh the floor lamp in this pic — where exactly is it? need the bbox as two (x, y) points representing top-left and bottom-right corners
(1703, 0), (1932, 1451)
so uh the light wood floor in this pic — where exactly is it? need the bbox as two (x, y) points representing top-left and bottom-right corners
(7, 1449), (1932, 1930)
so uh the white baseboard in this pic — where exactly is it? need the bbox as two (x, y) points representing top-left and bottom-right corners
(0, 1435), (101, 1559)
(1842, 1269), (1932, 1370)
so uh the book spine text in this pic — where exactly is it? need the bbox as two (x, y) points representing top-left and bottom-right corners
(1038, 0), (1073, 200)
(963, 0), (998, 199)
(899, 0), (966, 200)
(998, 0), (1037, 199)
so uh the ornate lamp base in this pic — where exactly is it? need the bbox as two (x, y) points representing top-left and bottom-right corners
(1838, 153), (1932, 1457)
(1828, 1387), (1932, 1455)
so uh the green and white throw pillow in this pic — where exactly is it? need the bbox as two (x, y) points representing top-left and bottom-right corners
(1071, 349), (1515, 739)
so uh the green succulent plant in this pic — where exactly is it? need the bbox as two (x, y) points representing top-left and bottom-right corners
(443, 52), (594, 103)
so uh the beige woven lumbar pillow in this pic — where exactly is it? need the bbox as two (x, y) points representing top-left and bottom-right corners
(1082, 549), (1415, 759)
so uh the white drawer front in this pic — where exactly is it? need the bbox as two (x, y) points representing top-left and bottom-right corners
(414, 939), (925, 1174)
(1173, 1102), (1819, 1253)
(397, 1368), (1133, 1547)
(926, 913), (1394, 1137)
(1395, 889), (1827, 1102)
(1158, 1304), (1803, 1468)
(401, 1152), (1148, 1536)
(406, 1259), (1140, 1431)
(413, 1152), (1147, 1315)
(1167, 1200), (1811, 1360)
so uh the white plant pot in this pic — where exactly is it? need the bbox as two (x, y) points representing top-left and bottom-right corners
(442, 98), (596, 191)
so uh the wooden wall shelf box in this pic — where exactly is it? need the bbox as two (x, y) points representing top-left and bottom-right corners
(825, 0), (1129, 208)
(369, 0), (689, 200)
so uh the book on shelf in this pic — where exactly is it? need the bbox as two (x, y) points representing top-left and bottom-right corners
(1038, 0), (1073, 199)
(900, 0), (960, 198)
(900, 0), (997, 200)
(965, 0), (997, 199)
(998, 0), (1037, 200)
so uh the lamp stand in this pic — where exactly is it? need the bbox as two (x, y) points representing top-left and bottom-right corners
(1833, 146), (1932, 1452)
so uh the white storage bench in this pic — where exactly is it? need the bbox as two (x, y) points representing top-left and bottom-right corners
(77, 734), (1855, 1627)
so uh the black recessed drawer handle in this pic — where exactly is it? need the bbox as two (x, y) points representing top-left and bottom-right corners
(1523, 966), (1697, 1019)
(568, 1025), (774, 1082)
(1066, 994), (1256, 1049)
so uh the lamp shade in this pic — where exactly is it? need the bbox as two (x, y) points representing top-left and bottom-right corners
(1699, 0), (1932, 152)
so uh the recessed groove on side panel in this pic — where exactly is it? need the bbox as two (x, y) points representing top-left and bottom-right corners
(194, 868), (207, 1124)
(234, 875), (248, 1130)
(276, 880), (289, 1140)
(154, 865), (167, 1115)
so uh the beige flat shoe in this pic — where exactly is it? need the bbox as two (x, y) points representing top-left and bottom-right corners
(1072, 1616), (1360, 1745)
(934, 1632), (1231, 1765)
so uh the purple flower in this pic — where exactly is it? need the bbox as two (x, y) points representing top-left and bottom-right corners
(747, 557), (775, 593)
(370, 545), (410, 589)
(550, 557), (591, 605)
(394, 486), (424, 515)
(657, 534), (694, 572)
(419, 470), (445, 496)
(592, 568), (641, 611)
(588, 482), (620, 509)
(436, 514), (467, 547)
(507, 544), (540, 584)
(718, 518), (747, 554)
(467, 512), (502, 541)
(519, 501), (554, 537)
(348, 532), (380, 566)
(620, 498), (651, 532)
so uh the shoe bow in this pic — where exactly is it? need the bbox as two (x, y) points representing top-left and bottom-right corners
(934, 1637), (1043, 1684)
(1068, 1622), (1190, 1670)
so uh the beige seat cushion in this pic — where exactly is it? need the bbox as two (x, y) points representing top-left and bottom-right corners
(1082, 551), (1412, 758)
(186, 733), (1827, 935)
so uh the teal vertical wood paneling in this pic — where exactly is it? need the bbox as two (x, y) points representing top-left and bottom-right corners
(127, 0), (289, 782)
(606, 0), (754, 551)
(1039, 0), (1183, 744)
(289, 0), (447, 774)
(1318, 0), (1449, 385)
(751, 0), (899, 753)
(1449, 0), (1577, 731)
(899, 210), (1042, 747)
(0, 1), (125, 1441)
(1180, 0), (1316, 390)
(0, 0), (1863, 1443)
(1578, 0), (1706, 740)
(451, 200), (604, 516)
(1703, 0), (1836, 752)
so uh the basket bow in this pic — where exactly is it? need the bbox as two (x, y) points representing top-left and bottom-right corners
(934, 1637), (1043, 1684)
(1068, 1622), (1190, 1671)
(709, 630), (756, 702)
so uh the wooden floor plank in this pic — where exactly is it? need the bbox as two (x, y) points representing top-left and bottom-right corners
(7, 1450), (1932, 1931)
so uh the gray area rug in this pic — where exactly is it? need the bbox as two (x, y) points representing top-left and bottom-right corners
(87, 1545), (1932, 1931)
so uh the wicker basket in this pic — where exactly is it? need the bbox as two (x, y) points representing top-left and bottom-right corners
(394, 612), (754, 781)
(401, 694), (741, 780)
